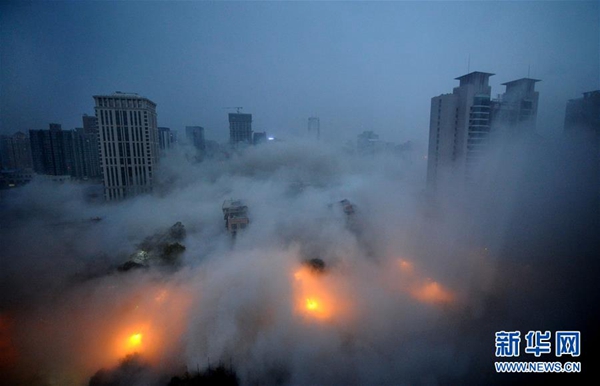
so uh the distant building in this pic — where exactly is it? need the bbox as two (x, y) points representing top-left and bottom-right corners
(427, 71), (494, 189)
(427, 72), (543, 191)
(94, 92), (159, 200)
(229, 113), (253, 145)
(357, 131), (381, 154)
(82, 114), (99, 134)
(308, 117), (320, 140)
(253, 131), (267, 145)
(0, 169), (34, 189)
(158, 127), (175, 151)
(564, 90), (600, 136)
(0, 131), (33, 170)
(491, 78), (540, 137)
(29, 124), (77, 176)
(185, 126), (205, 152)
(73, 127), (101, 180)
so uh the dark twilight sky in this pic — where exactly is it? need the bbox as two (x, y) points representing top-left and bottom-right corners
(1, 1), (598, 144)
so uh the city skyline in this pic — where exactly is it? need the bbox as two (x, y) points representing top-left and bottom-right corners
(1, 1), (598, 144)
(1, 2), (598, 384)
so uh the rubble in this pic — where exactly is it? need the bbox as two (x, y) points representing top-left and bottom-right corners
(117, 222), (187, 271)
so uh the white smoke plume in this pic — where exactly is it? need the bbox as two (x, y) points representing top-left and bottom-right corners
(0, 137), (597, 385)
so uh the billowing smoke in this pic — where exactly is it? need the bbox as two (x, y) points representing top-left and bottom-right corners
(0, 137), (597, 385)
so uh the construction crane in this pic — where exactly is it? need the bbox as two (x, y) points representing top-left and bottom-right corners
(224, 107), (244, 114)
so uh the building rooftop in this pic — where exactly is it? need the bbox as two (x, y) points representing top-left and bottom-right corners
(93, 92), (151, 99)
(501, 78), (541, 86)
(455, 71), (495, 81)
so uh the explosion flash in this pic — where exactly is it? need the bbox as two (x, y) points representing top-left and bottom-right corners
(305, 298), (319, 311)
(128, 333), (142, 347)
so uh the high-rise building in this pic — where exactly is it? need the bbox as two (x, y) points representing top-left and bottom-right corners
(72, 127), (101, 180)
(82, 114), (99, 134)
(229, 113), (252, 145)
(563, 90), (600, 212)
(94, 92), (159, 200)
(29, 124), (76, 176)
(357, 131), (380, 154)
(491, 78), (540, 137)
(0, 131), (33, 170)
(158, 127), (175, 151)
(427, 72), (542, 191)
(308, 117), (320, 140)
(427, 71), (494, 189)
(185, 126), (205, 151)
(564, 90), (600, 136)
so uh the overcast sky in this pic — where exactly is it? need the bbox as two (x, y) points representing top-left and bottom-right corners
(1, 1), (598, 144)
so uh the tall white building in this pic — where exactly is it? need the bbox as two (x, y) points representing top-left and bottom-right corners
(427, 71), (493, 190)
(94, 92), (159, 200)
(427, 73), (541, 191)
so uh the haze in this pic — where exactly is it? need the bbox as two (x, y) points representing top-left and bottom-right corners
(0, 1), (598, 386)
(1, 1), (598, 142)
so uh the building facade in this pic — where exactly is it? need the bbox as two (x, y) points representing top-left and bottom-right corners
(0, 131), (33, 170)
(427, 72), (542, 191)
(491, 78), (540, 137)
(29, 124), (76, 176)
(158, 127), (175, 151)
(185, 126), (205, 152)
(564, 90), (600, 136)
(73, 127), (101, 180)
(427, 72), (494, 189)
(94, 92), (159, 200)
(229, 113), (253, 145)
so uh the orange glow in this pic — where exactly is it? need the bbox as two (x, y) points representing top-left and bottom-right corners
(293, 267), (335, 320)
(393, 257), (455, 305)
(411, 280), (454, 304)
(154, 289), (168, 303)
(306, 298), (319, 310)
(398, 259), (414, 273)
(128, 333), (142, 347)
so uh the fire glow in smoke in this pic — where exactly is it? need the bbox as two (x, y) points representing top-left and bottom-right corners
(1, 135), (596, 386)
(292, 265), (355, 321)
(393, 258), (455, 305)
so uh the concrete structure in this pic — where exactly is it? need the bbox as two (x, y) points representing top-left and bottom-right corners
(29, 124), (77, 176)
(357, 131), (381, 154)
(82, 114), (99, 134)
(185, 126), (205, 152)
(563, 90), (600, 214)
(308, 117), (320, 140)
(229, 113), (253, 145)
(222, 199), (249, 235)
(491, 78), (540, 137)
(73, 127), (101, 180)
(0, 131), (33, 170)
(427, 71), (494, 189)
(564, 90), (600, 136)
(94, 92), (159, 200)
(158, 127), (175, 151)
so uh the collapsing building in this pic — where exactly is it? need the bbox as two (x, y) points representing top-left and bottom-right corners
(119, 222), (187, 271)
(222, 199), (250, 235)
